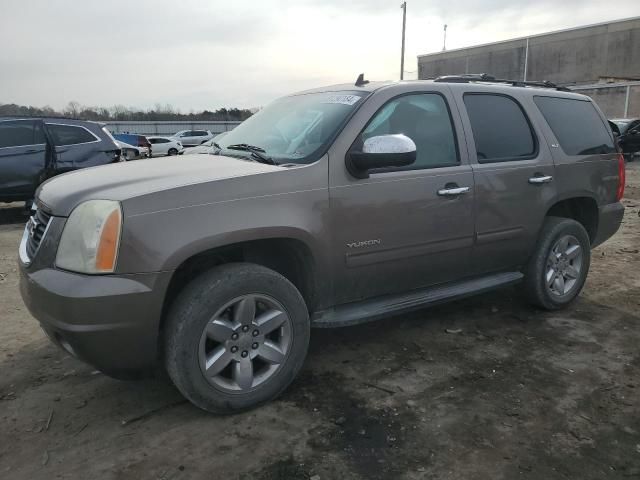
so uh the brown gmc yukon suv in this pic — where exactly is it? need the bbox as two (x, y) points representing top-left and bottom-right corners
(19, 76), (625, 413)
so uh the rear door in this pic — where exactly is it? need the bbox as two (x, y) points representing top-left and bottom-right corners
(179, 130), (197, 145)
(452, 89), (557, 274)
(191, 130), (209, 144)
(329, 88), (476, 304)
(0, 120), (47, 200)
(46, 123), (102, 171)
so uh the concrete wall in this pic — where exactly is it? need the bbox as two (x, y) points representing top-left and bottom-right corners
(572, 84), (640, 118)
(104, 121), (241, 136)
(418, 17), (640, 85)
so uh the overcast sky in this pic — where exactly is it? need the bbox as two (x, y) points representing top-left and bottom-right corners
(1, 1), (639, 111)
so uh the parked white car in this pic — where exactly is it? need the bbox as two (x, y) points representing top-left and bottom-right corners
(186, 132), (228, 154)
(147, 136), (185, 156)
(172, 129), (214, 146)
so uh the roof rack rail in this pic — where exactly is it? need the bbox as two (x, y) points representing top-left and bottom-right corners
(434, 73), (571, 92)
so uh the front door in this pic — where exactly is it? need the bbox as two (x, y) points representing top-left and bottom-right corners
(451, 90), (557, 274)
(0, 120), (47, 200)
(329, 89), (475, 305)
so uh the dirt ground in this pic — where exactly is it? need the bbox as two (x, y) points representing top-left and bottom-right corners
(1, 165), (640, 480)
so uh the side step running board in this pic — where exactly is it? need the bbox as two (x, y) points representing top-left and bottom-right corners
(311, 272), (523, 328)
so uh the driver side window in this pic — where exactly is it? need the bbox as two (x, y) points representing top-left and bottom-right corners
(362, 93), (459, 171)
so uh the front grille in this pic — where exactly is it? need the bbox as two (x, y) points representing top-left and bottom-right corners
(25, 207), (52, 260)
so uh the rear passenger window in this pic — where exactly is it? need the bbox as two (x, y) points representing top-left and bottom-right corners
(0, 121), (45, 148)
(48, 124), (97, 146)
(464, 94), (536, 162)
(534, 96), (616, 155)
(361, 93), (459, 171)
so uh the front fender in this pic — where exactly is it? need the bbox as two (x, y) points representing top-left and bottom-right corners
(116, 188), (330, 275)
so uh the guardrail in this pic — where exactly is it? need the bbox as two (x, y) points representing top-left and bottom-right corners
(104, 121), (242, 136)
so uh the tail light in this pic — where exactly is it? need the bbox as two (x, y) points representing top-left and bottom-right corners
(616, 153), (625, 201)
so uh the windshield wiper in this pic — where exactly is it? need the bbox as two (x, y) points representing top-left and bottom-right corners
(225, 143), (277, 165)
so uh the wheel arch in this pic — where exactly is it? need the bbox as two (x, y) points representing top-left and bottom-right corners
(159, 233), (323, 350)
(544, 195), (599, 244)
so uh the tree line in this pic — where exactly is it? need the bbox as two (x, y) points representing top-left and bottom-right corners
(0, 101), (254, 121)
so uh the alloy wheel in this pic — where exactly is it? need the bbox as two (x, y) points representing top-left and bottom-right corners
(545, 234), (583, 297)
(198, 294), (292, 392)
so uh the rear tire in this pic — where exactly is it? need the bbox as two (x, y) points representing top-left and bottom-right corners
(168, 148), (178, 156)
(164, 263), (310, 414)
(523, 217), (591, 310)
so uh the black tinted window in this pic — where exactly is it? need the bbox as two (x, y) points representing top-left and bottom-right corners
(361, 93), (458, 170)
(48, 124), (96, 146)
(534, 97), (615, 155)
(464, 94), (536, 162)
(193, 130), (207, 136)
(0, 121), (45, 148)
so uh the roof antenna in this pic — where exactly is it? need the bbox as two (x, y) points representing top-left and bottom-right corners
(355, 73), (369, 87)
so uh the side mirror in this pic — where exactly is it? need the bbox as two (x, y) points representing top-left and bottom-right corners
(347, 134), (416, 179)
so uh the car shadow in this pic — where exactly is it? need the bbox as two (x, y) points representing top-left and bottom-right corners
(0, 203), (28, 226)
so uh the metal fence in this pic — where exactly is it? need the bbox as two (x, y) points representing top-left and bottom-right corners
(104, 121), (242, 136)
(569, 81), (640, 118)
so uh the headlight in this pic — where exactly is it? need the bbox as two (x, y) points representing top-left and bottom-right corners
(56, 200), (122, 274)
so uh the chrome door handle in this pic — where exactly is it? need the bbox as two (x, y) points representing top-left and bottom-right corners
(437, 186), (470, 196)
(528, 175), (553, 184)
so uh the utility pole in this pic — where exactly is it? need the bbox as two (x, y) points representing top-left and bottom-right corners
(442, 24), (447, 51)
(400, 2), (406, 80)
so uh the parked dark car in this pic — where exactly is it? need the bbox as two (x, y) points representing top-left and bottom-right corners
(611, 118), (640, 160)
(0, 117), (121, 203)
(112, 133), (151, 157)
(20, 76), (624, 414)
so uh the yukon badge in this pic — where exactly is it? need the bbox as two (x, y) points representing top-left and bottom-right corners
(347, 239), (381, 249)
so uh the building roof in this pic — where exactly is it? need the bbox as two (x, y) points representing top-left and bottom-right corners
(418, 15), (640, 59)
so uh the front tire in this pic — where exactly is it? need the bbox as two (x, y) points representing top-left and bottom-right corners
(168, 148), (178, 156)
(523, 217), (591, 310)
(164, 263), (310, 414)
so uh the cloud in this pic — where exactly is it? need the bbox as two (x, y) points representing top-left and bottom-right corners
(0, 0), (638, 110)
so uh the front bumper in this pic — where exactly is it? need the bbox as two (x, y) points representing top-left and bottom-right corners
(19, 263), (172, 377)
(593, 202), (625, 248)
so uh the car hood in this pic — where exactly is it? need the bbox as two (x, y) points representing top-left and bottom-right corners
(37, 154), (282, 216)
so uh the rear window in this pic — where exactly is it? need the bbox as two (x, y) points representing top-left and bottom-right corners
(0, 120), (46, 148)
(463, 94), (536, 162)
(48, 124), (97, 146)
(534, 97), (616, 155)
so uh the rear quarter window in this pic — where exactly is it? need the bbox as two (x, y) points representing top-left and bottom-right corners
(533, 96), (615, 155)
(48, 124), (97, 146)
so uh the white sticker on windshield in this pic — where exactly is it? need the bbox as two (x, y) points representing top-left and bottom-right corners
(322, 94), (361, 106)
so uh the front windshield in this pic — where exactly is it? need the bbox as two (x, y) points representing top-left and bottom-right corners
(218, 91), (367, 164)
